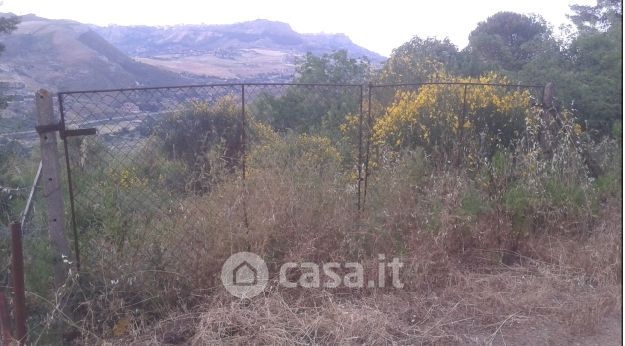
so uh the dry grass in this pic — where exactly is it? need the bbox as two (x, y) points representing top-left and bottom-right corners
(61, 134), (622, 345)
(118, 264), (619, 344)
(102, 199), (621, 345)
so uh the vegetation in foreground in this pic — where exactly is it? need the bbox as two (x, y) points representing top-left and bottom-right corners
(6, 87), (618, 343)
(0, 0), (621, 344)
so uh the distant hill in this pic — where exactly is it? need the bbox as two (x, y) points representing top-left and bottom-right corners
(93, 19), (384, 61)
(0, 14), (384, 133)
(0, 14), (195, 93)
(0, 14), (205, 135)
(93, 19), (385, 81)
(0, 15), (385, 92)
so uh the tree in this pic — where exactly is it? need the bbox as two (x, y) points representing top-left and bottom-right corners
(252, 50), (367, 137)
(294, 50), (370, 84)
(520, 0), (622, 135)
(0, 14), (18, 53)
(565, 1), (622, 134)
(379, 36), (460, 83)
(569, 0), (622, 31)
(465, 12), (551, 73)
(0, 14), (18, 110)
(0, 14), (20, 224)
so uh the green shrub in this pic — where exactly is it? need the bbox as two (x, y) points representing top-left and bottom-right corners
(595, 173), (620, 200)
(248, 132), (342, 182)
(460, 188), (487, 217)
(546, 179), (587, 210)
(152, 97), (243, 192)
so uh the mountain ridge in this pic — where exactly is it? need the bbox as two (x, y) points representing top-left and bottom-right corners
(0, 13), (196, 92)
(0, 13), (384, 91)
(92, 19), (385, 63)
(0, 13), (384, 131)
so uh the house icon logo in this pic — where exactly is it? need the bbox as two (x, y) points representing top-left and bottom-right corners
(233, 261), (258, 286)
(221, 252), (268, 298)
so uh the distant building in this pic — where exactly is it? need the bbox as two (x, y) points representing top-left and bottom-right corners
(0, 81), (26, 90)
(120, 102), (141, 114)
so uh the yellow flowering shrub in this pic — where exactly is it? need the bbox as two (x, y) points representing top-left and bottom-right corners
(373, 73), (532, 158)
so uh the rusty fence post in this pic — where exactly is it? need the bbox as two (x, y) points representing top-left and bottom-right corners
(357, 85), (363, 211)
(10, 222), (27, 345)
(241, 84), (250, 233)
(458, 84), (468, 166)
(0, 289), (12, 345)
(59, 94), (82, 273)
(241, 84), (247, 181)
(362, 83), (373, 210)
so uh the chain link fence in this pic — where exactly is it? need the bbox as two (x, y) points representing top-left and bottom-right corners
(55, 82), (543, 282)
(0, 81), (545, 338)
(54, 84), (367, 303)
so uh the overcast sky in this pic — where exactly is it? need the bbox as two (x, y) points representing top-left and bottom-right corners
(3, 0), (595, 56)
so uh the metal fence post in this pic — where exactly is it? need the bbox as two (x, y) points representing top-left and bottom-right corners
(362, 83), (373, 210)
(59, 94), (81, 273)
(357, 85), (363, 211)
(540, 82), (556, 158)
(241, 84), (250, 231)
(0, 290), (12, 345)
(10, 222), (27, 345)
(241, 84), (247, 181)
(35, 89), (71, 290)
(458, 84), (468, 166)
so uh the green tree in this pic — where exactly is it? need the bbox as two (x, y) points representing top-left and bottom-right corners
(0, 14), (18, 53)
(0, 14), (21, 224)
(0, 14), (19, 110)
(295, 50), (370, 84)
(465, 12), (551, 74)
(569, 0), (622, 31)
(458, 5), (622, 136)
(379, 36), (460, 83)
(252, 50), (367, 137)
(566, 0), (622, 134)
(518, 0), (622, 135)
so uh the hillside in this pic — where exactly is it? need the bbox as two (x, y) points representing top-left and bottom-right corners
(0, 14), (385, 134)
(93, 19), (385, 81)
(0, 14), (208, 134)
(0, 14), (195, 93)
(0, 15), (385, 94)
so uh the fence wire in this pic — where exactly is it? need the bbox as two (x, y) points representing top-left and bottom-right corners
(54, 83), (368, 290)
(1, 82), (544, 318)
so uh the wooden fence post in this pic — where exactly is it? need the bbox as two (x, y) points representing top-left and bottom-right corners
(36, 89), (71, 290)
